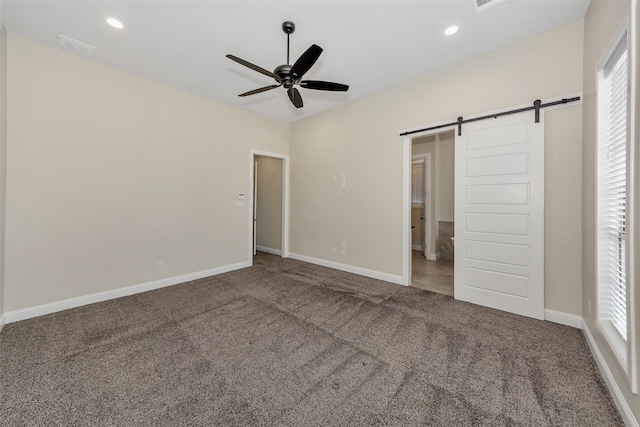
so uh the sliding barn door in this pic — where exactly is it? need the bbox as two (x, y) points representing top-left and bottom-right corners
(454, 112), (544, 320)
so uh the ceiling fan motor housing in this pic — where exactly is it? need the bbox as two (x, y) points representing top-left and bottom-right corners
(274, 64), (294, 88)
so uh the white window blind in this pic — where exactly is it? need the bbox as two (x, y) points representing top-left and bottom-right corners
(597, 33), (629, 343)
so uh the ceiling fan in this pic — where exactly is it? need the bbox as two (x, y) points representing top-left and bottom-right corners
(226, 21), (349, 109)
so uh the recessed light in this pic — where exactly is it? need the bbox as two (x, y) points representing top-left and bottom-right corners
(444, 26), (459, 36)
(106, 18), (124, 29)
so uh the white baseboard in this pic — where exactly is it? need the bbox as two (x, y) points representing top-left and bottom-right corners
(288, 252), (404, 286)
(544, 309), (582, 329)
(3, 260), (251, 324)
(0, 313), (5, 333)
(582, 320), (640, 427)
(256, 245), (282, 256)
(412, 244), (421, 251)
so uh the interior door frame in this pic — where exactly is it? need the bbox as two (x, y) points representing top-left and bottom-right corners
(253, 159), (258, 256)
(401, 126), (455, 286)
(248, 150), (290, 264)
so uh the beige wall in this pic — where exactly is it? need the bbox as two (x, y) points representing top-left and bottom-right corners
(255, 155), (283, 252)
(436, 131), (454, 223)
(543, 104), (583, 315)
(0, 28), (6, 324)
(4, 35), (288, 312)
(290, 19), (584, 315)
(582, 0), (639, 421)
(636, 0), (640, 408)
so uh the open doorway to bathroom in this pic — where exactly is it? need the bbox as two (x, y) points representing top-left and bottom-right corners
(410, 131), (454, 296)
(248, 149), (289, 265)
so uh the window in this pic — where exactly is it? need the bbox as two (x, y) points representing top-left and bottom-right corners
(596, 30), (630, 367)
(411, 162), (424, 205)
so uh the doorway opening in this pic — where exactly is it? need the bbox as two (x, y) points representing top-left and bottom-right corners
(249, 150), (289, 263)
(409, 131), (455, 296)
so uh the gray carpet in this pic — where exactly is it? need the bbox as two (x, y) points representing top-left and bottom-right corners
(0, 252), (623, 426)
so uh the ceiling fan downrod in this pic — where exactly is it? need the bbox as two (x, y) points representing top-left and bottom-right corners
(282, 21), (295, 65)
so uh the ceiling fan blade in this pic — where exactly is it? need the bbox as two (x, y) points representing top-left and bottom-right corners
(287, 87), (303, 108)
(299, 80), (349, 92)
(226, 54), (280, 81)
(238, 84), (281, 97)
(290, 44), (323, 80)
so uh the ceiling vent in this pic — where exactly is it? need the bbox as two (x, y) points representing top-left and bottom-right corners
(473, 0), (507, 13)
(58, 34), (95, 58)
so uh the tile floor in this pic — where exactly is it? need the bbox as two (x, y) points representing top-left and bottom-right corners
(411, 250), (454, 296)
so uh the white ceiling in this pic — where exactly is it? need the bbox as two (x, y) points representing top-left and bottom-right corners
(0, 0), (590, 123)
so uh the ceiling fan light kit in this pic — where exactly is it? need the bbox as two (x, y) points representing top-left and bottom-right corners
(226, 21), (349, 109)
